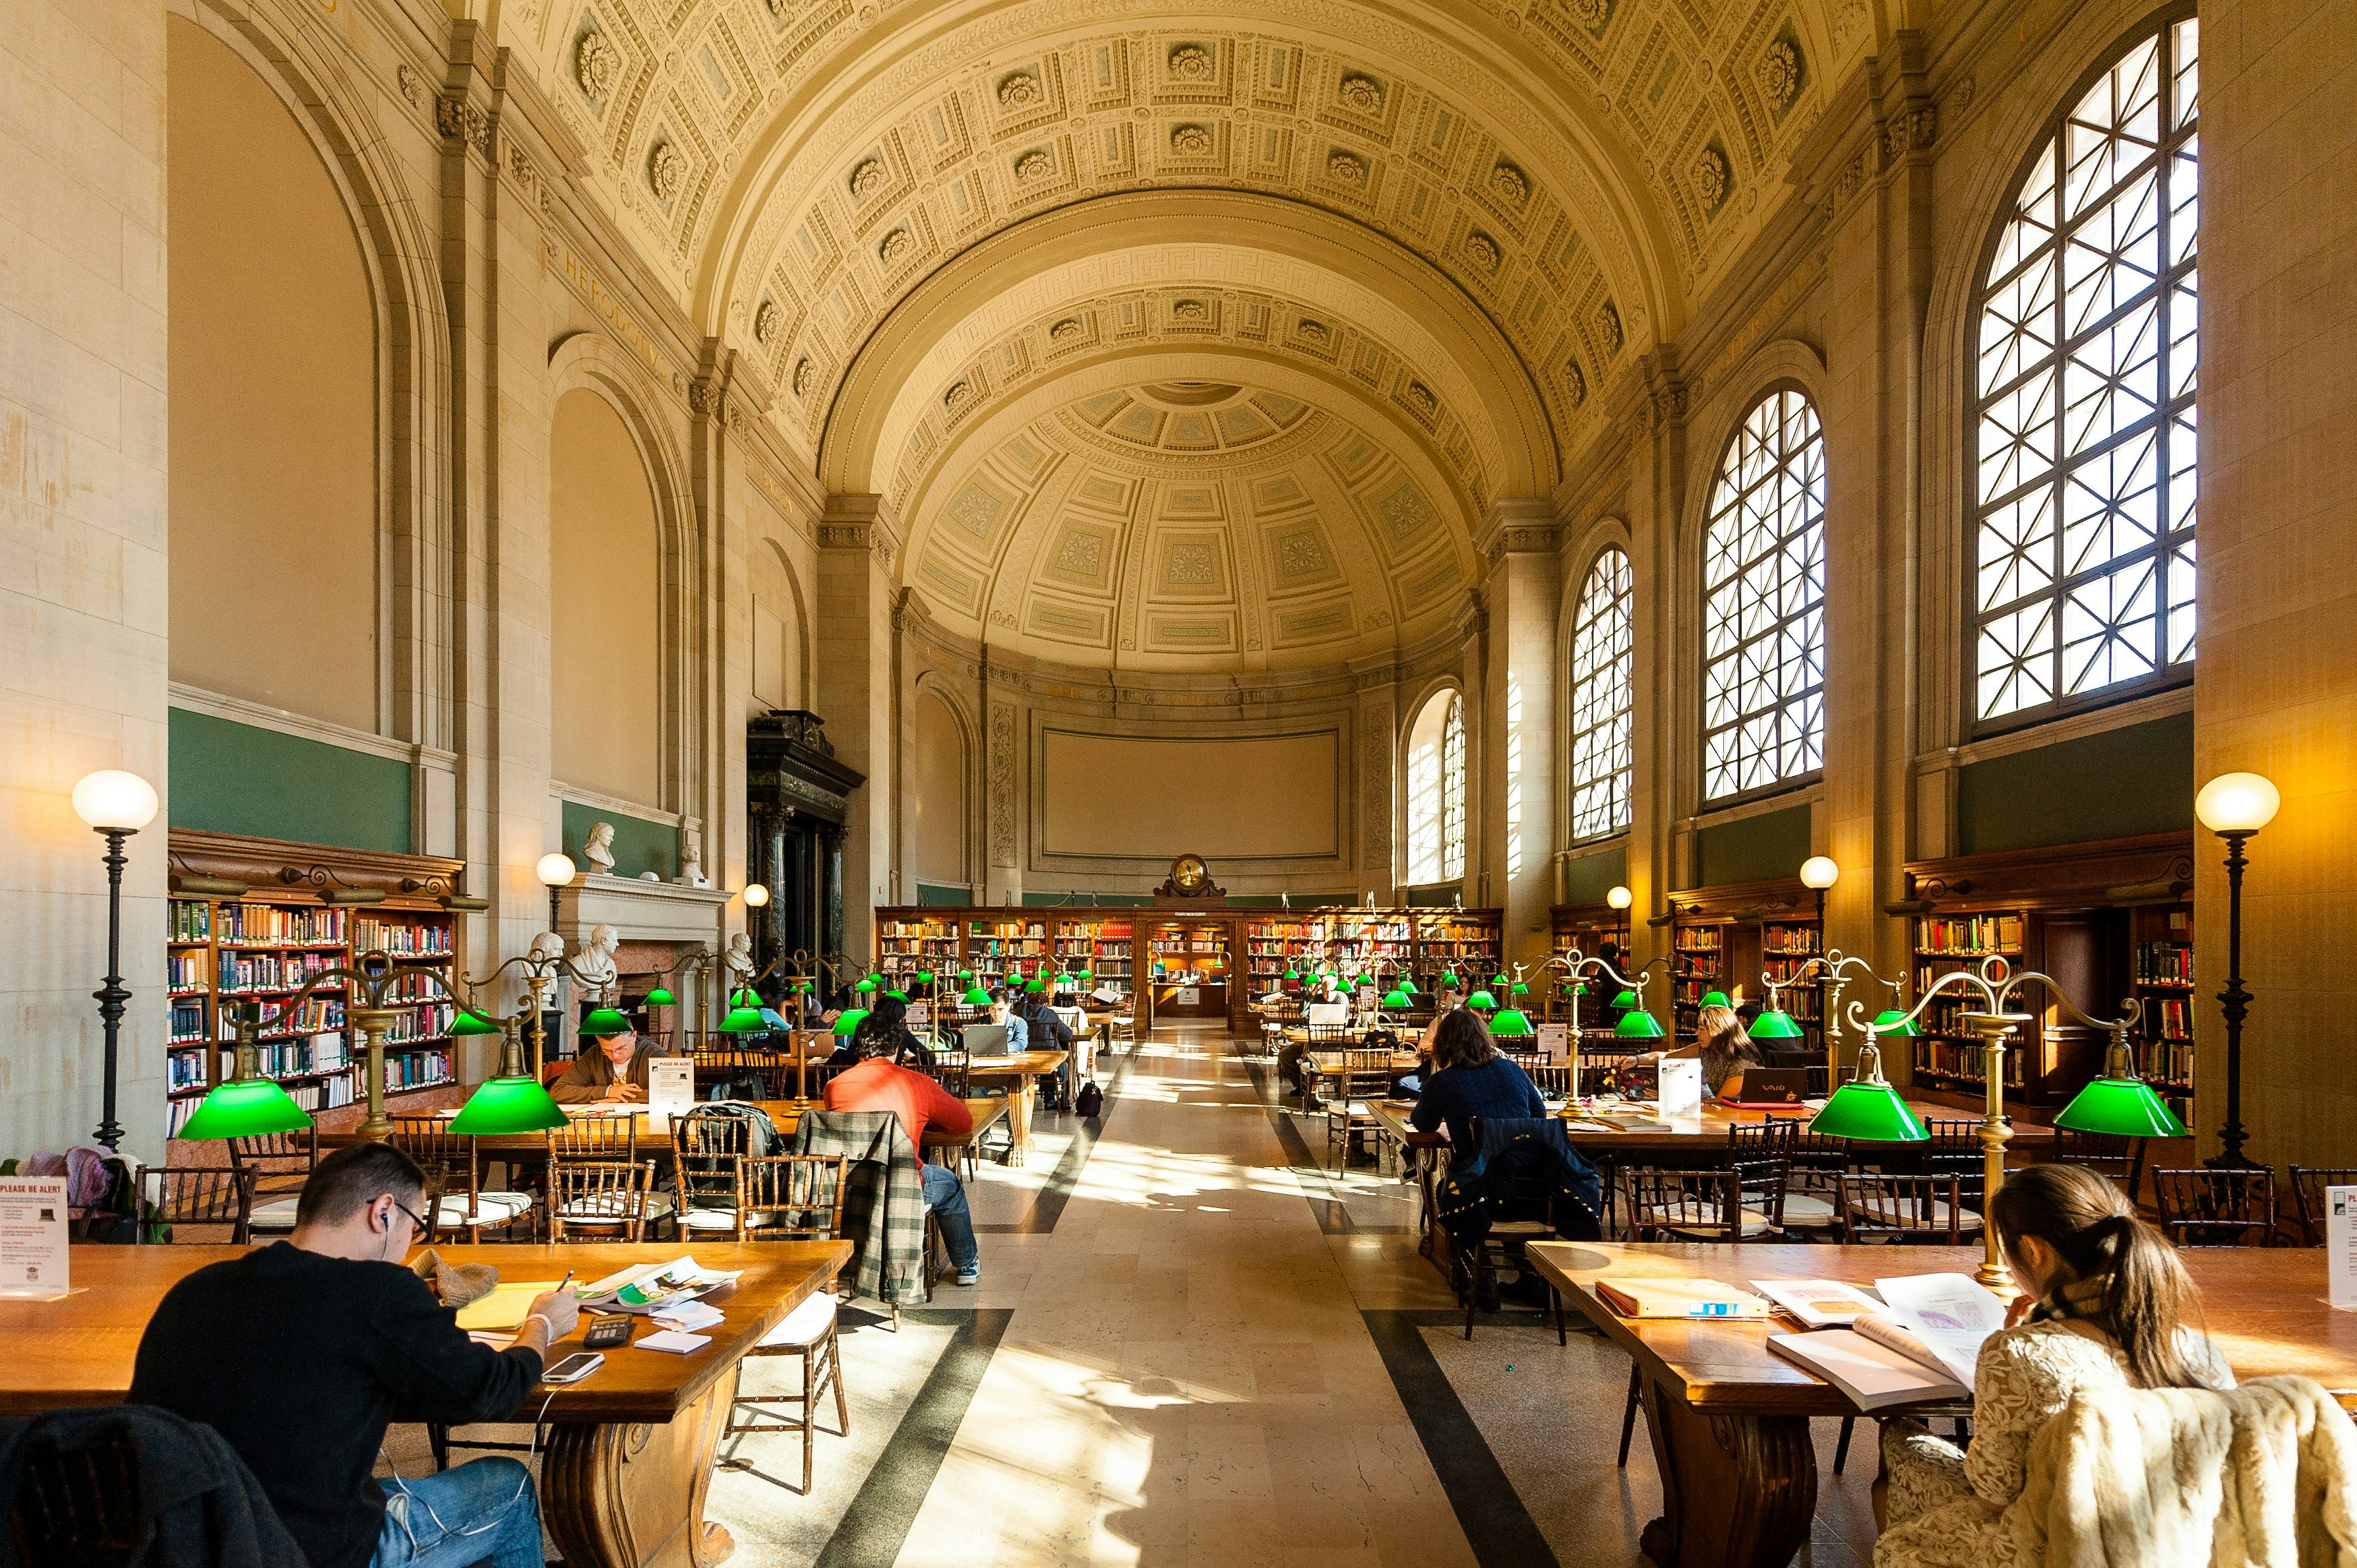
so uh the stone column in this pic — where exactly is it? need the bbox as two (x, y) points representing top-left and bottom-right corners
(1478, 501), (1563, 965)
(1616, 353), (1690, 973)
(815, 495), (900, 963)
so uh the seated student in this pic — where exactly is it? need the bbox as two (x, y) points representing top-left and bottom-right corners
(1392, 986), (1463, 1097)
(1018, 988), (1077, 1107)
(822, 1029), (980, 1285)
(1408, 1008), (1546, 1155)
(1875, 1164), (2232, 1565)
(129, 1143), (573, 1568)
(847, 994), (933, 1071)
(1630, 1003), (1761, 1099)
(549, 1015), (656, 1104)
(989, 986), (1029, 1053)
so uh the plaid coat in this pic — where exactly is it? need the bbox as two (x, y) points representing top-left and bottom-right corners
(791, 1108), (925, 1306)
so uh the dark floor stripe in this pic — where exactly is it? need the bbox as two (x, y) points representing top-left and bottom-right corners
(811, 1307), (1013, 1568)
(1363, 1309), (1564, 1568)
(1239, 1052), (1378, 1236)
(1010, 1035), (1143, 1234)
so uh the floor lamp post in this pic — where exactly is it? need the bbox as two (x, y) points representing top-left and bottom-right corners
(537, 852), (576, 935)
(73, 771), (160, 1151)
(2195, 772), (2278, 1170)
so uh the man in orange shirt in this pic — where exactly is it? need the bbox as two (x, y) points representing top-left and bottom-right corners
(820, 1033), (981, 1284)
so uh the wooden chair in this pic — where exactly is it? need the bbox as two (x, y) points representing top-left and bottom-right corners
(547, 1160), (657, 1242)
(725, 1154), (851, 1492)
(1524, 1062), (1572, 1101)
(5, 1428), (142, 1567)
(927, 1048), (972, 1099)
(135, 1167), (255, 1245)
(1325, 1048), (1394, 1166)
(2152, 1166), (2279, 1248)
(388, 1117), (534, 1242)
(2289, 1167), (2357, 1247)
(1727, 1120), (1837, 1236)
(549, 1116), (677, 1238)
(1763, 1112), (1851, 1232)
(1835, 1172), (1974, 1244)
(1452, 1116), (1577, 1343)
(224, 1127), (316, 1236)
(675, 1110), (754, 1237)
(2052, 1128), (2149, 1205)
(1921, 1118), (1984, 1179)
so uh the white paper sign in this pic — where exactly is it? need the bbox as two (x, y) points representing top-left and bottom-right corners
(1176, 986), (1201, 1006)
(1657, 1058), (1704, 1117)
(1537, 1023), (1570, 1062)
(0, 1176), (69, 1296)
(2330, 1186), (2357, 1311)
(905, 1002), (929, 1028)
(647, 1058), (696, 1131)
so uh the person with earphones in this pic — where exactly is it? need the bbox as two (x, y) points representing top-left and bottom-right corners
(128, 1143), (577, 1568)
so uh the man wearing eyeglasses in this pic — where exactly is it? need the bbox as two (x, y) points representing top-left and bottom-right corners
(129, 1143), (578, 1568)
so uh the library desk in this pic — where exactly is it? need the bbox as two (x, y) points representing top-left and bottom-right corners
(0, 1239), (849, 1568)
(960, 1049), (1068, 1166)
(1525, 1241), (2357, 1568)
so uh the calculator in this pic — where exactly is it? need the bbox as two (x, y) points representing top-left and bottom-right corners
(583, 1313), (633, 1350)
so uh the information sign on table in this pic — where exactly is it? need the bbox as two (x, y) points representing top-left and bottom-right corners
(2331, 1186), (2357, 1311)
(1177, 986), (1200, 1005)
(1658, 1058), (1703, 1116)
(647, 1058), (695, 1132)
(1538, 1023), (1569, 1061)
(0, 1177), (69, 1298)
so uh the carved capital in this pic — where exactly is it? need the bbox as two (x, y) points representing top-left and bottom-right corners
(436, 94), (492, 155)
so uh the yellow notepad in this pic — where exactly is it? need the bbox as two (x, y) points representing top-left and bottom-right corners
(452, 1281), (565, 1332)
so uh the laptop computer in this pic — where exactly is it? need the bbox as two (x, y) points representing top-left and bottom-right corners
(1721, 1066), (1812, 1106)
(962, 1023), (1012, 1056)
(1305, 1002), (1351, 1028)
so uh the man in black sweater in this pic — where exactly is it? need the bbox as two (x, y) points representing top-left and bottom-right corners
(129, 1143), (577, 1568)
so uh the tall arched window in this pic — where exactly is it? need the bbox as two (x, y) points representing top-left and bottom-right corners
(1568, 547), (1634, 840)
(1702, 389), (1827, 802)
(1973, 16), (2199, 723)
(1405, 690), (1465, 885)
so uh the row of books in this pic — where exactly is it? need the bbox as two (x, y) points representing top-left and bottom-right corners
(1914, 913), (2025, 953)
(2134, 942), (2195, 984)
(218, 997), (345, 1038)
(2144, 996), (2193, 1040)
(1911, 1040), (2027, 1085)
(169, 900), (212, 941)
(381, 1050), (453, 1090)
(879, 920), (955, 940)
(969, 922), (1049, 938)
(167, 953), (208, 992)
(215, 904), (350, 946)
(2148, 1041), (2195, 1087)
(353, 916), (452, 955)
(226, 1033), (354, 1081)
(218, 951), (344, 994)
(168, 1048), (210, 1089)
(169, 998), (208, 1042)
(1673, 930), (1725, 951)
(381, 1003), (454, 1043)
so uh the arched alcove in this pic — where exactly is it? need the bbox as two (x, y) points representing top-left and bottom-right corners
(549, 387), (665, 807)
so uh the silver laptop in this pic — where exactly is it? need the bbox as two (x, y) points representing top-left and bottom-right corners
(962, 1023), (1012, 1056)
(1305, 1002), (1351, 1027)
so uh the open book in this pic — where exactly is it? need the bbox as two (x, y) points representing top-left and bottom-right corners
(1749, 1279), (1885, 1329)
(1769, 1328), (1971, 1410)
(578, 1256), (743, 1316)
(1768, 1272), (2008, 1411)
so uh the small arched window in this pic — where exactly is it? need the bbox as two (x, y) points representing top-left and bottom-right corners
(1973, 15), (2198, 723)
(1568, 546), (1634, 841)
(1405, 690), (1465, 885)
(1702, 388), (1827, 802)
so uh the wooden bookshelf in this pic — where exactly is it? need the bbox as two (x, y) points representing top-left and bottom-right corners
(1550, 903), (1630, 1024)
(166, 831), (470, 1135)
(1899, 832), (2194, 1111)
(1664, 877), (1822, 1050)
(876, 914), (958, 986)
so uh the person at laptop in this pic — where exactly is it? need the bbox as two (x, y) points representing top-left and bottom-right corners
(549, 1013), (656, 1104)
(991, 986), (1029, 1053)
(1630, 1003), (1760, 1099)
(128, 1143), (574, 1568)
(1017, 987), (1076, 1108)
(822, 1028), (980, 1285)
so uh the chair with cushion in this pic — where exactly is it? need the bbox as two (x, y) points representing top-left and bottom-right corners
(547, 1160), (656, 1242)
(1729, 1118), (1838, 1236)
(675, 1110), (754, 1236)
(724, 1154), (851, 1492)
(2153, 1166), (2279, 1248)
(549, 1116), (676, 1240)
(388, 1118), (534, 1242)
(224, 1128), (315, 1238)
(133, 1167), (255, 1246)
(1836, 1172), (1974, 1245)
(2290, 1166), (2357, 1248)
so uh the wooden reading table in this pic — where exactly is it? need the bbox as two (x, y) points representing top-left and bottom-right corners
(1525, 1240), (2357, 1568)
(0, 1240), (849, 1568)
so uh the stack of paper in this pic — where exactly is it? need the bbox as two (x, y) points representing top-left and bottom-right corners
(636, 1329), (712, 1355)
(1767, 1331), (1971, 1410)
(1750, 1279), (1885, 1329)
(1596, 1278), (1771, 1319)
(579, 1257), (743, 1315)
(652, 1299), (725, 1334)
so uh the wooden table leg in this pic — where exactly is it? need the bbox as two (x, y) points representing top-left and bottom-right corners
(542, 1364), (741, 1567)
(1006, 1081), (1032, 1166)
(1635, 1369), (1816, 1568)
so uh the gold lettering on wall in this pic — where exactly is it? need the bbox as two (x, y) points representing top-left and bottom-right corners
(545, 237), (663, 372)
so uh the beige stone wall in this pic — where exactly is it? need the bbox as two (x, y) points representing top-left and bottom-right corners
(548, 386), (664, 810)
(2191, 0), (2357, 1170)
(0, 0), (171, 1157)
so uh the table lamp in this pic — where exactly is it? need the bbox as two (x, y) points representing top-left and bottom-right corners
(1750, 1006), (1804, 1039)
(1699, 989), (1729, 1008)
(177, 1002), (316, 1139)
(1382, 987), (1411, 1009)
(962, 979), (991, 1005)
(644, 986), (676, 1007)
(448, 1013), (570, 1135)
(1467, 988), (1497, 1010)
(1614, 1007), (1664, 1040)
(2054, 1023), (2188, 1138)
(1806, 1037), (1926, 1143)
(580, 1007), (632, 1037)
(716, 1002), (768, 1033)
(1490, 1004), (1533, 1037)
(832, 1008), (870, 1036)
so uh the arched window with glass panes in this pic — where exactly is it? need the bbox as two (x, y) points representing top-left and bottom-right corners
(1404, 689), (1465, 885)
(1973, 14), (2198, 723)
(1701, 389), (1827, 802)
(1568, 547), (1634, 841)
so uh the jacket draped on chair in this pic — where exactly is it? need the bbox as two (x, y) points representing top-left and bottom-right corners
(790, 1109), (925, 1306)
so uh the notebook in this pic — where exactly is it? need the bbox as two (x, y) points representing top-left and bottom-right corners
(1595, 1278), (1771, 1319)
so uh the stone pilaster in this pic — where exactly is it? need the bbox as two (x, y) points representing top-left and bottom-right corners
(1477, 500), (1562, 964)
(816, 495), (902, 962)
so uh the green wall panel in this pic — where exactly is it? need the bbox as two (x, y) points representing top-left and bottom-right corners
(561, 800), (678, 880)
(1957, 711), (2194, 855)
(917, 882), (974, 906)
(1694, 803), (1812, 889)
(1562, 844), (1628, 905)
(168, 708), (410, 853)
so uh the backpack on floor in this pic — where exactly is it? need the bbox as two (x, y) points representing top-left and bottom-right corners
(1076, 1081), (1105, 1119)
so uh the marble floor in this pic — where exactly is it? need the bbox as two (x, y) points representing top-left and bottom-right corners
(408, 1025), (1883, 1565)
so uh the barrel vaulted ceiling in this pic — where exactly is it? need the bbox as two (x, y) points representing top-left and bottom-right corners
(507, 0), (1880, 666)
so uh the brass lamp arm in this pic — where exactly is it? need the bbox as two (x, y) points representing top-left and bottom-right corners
(1842, 962), (1996, 1042)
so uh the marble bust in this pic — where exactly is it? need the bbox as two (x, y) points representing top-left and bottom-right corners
(584, 821), (616, 874)
(529, 931), (566, 965)
(724, 932), (756, 988)
(574, 922), (621, 994)
(679, 825), (709, 888)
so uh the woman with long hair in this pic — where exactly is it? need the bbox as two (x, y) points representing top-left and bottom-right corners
(1875, 1163), (2231, 1564)
(1407, 1008), (1545, 1155)
(1692, 1004), (1761, 1097)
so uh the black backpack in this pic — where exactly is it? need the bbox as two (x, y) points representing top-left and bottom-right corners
(1076, 1081), (1105, 1119)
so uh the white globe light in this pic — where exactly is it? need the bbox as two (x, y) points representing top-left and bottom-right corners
(1800, 855), (1841, 891)
(1606, 885), (1634, 911)
(743, 883), (771, 908)
(73, 770), (158, 831)
(2195, 772), (2280, 835)
(536, 853), (577, 888)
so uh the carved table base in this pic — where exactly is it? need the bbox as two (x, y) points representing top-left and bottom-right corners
(543, 1364), (741, 1568)
(1636, 1370), (1818, 1568)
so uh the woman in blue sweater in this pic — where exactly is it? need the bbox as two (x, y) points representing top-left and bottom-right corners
(1408, 1008), (1545, 1155)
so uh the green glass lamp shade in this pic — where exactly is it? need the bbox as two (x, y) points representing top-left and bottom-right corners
(1492, 974), (1508, 988)
(1400, 978), (1419, 996)
(1511, 982), (1530, 996)
(1283, 967), (1300, 980)
(716, 1006), (768, 1033)
(449, 1010), (502, 1037)
(1612, 989), (1638, 1010)
(1382, 988), (1411, 1008)
(1870, 1010), (1922, 1038)
(884, 990), (910, 1004)
(1809, 1081), (1929, 1142)
(1490, 1008), (1534, 1037)
(962, 984), (991, 1005)
(1750, 1009), (1806, 1040)
(1467, 990), (1498, 1010)
(176, 1077), (315, 1139)
(913, 971), (934, 986)
(732, 988), (760, 1007)
(832, 1008), (871, 1036)
(959, 970), (974, 982)
(1614, 1008), (1666, 1040)
(448, 1075), (570, 1135)
(579, 1008), (632, 1037)
(1441, 971), (1461, 988)
(855, 976), (880, 994)
(1025, 979), (1047, 994)
(642, 987), (675, 1008)
(1699, 990), (1730, 1008)
(1055, 973), (1076, 988)
(2056, 1077), (2188, 1138)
